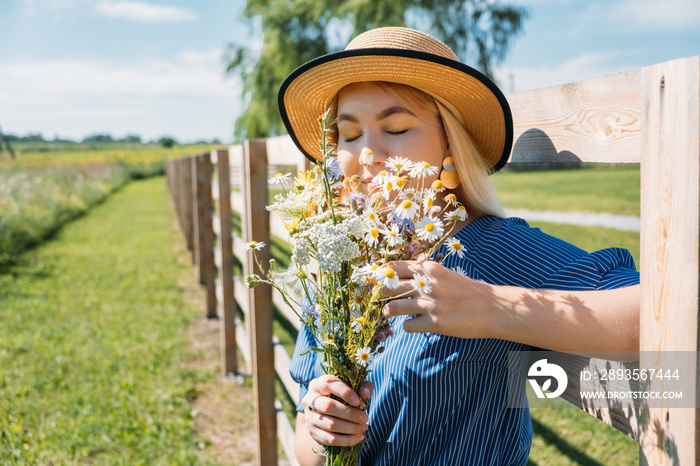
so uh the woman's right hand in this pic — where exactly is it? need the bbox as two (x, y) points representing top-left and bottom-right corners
(301, 374), (373, 447)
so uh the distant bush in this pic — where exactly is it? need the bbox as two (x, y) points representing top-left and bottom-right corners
(158, 137), (177, 148)
(0, 165), (130, 264)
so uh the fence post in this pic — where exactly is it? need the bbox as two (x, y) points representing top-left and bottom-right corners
(214, 148), (238, 376)
(243, 139), (277, 465)
(639, 56), (700, 465)
(193, 154), (217, 319)
(183, 157), (195, 261)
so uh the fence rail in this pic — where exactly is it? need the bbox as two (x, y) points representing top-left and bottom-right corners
(165, 54), (699, 465)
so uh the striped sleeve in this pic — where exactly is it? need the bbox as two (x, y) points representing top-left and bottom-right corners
(289, 325), (322, 411)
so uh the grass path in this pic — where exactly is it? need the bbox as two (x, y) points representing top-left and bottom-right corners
(0, 178), (219, 464)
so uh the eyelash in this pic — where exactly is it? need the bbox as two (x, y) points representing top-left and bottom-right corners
(342, 129), (408, 143)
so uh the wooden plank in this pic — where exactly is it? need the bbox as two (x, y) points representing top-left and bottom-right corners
(184, 157), (195, 263)
(265, 134), (309, 167)
(194, 153), (217, 318)
(274, 336), (299, 403)
(244, 139), (277, 465)
(215, 148), (238, 376)
(507, 68), (641, 164)
(543, 352), (639, 440)
(639, 56), (700, 465)
(276, 400), (300, 466)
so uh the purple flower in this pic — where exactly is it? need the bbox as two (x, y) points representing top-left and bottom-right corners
(325, 158), (343, 180)
(300, 295), (319, 320)
(345, 191), (366, 210)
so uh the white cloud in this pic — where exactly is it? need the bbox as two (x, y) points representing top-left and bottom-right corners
(0, 49), (241, 142)
(605, 0), (700, 33)
(94, 1), (199, 22)
(496, 50), (639, 93)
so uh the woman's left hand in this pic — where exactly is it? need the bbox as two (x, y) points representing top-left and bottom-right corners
(381, 260), (496, 339)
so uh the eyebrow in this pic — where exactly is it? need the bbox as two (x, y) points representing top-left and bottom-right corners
(338, 105), (414, 123)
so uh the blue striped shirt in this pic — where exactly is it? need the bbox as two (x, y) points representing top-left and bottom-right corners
(290, 215), (639, 465)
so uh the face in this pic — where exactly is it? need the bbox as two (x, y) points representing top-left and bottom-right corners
(336, 82), (449, 195)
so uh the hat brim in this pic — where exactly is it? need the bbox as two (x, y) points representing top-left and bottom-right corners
(278, 48), (513, 174)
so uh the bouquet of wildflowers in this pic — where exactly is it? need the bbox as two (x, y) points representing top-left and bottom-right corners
(245, 110), (467, 465)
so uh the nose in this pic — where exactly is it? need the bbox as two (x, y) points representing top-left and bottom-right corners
(363, 133), (389, 166)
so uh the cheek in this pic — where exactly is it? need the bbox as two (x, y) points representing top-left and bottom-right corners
(337, 150), (358, 177)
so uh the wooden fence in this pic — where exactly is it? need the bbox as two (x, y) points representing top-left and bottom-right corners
(165, 54), (699, 465)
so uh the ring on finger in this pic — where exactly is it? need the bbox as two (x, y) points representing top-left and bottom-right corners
(307, 395), (322, 413)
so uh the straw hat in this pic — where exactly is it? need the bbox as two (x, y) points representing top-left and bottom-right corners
(278, 26), (513, 174)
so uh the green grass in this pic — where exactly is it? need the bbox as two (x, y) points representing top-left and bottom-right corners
(0, 178), (215, 464)
(492, 164), (640, 216)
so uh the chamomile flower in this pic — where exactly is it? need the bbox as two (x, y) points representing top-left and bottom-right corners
(452, 266), (468, 277)
(243, 241), (266, 251)
(415, 216), (445, 242)
(355, 347), (373, 367)
(371, 170), (389, 186)
(385, 156), (411, 174)
(409, 161), (439, 178)
(381, 224), (404, 248)
(444, 193), (459, 206)
(399, 187), (419, 201)
(363, 207), (381, 226)
(269, 172), (292, 184)
(393, 198), (419, 220)
(411, 273), (433, 294)
(422, 188), (436, 210)
(444, 205), (468, 222)
(431, 179), (446, 192)
(376, 266), (400, 289)
(351, 315), (367, 333)
(364, 226), (381, 247)
(351, 290), (364, 313)
(445, 237), (466, 259)
(360, 148), (374, 165)
(381, 176), (398, 199)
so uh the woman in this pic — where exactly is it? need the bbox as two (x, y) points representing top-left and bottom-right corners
(278, 27), (640, 465)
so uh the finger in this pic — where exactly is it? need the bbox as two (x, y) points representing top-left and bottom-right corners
(310, 396), (369, 425)
(402, 315), (433, 333)
(308, 375), (364, 407)
(386, 260), (423, 278)
(359, 381), (373, 402)
(382, 280), (419, 299)
(310, 429), (366, 448)
(382, 296), (425, 318)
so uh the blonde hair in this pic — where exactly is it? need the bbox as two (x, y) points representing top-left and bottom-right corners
(333, 81), (504, 217)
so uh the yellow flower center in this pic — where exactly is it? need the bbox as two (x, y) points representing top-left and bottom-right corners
(378, 170), (387, 177)
(357, 316), (366, 325)
(368, 212), (376, 221)
(370, 227), (379, 238)
(386, 182), (393, 191)
(446, 193), (457, 202)
(383, 268), (396, 279)
(452, 242), (461, 250)
(426, 198), (434, 207)
(396, 177), (405, 188)
(370, 264), (380, 271)
(401, 200), (412, 209)
(418, 280), (425, 288)
(425, 223), (435, 232)
(432, 180), (445, 190)
(420, 161), (430, 169)
(360, 352), (370, 361)
(355, 295), (363, 304)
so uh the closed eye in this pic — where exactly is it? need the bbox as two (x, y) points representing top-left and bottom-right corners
(387, 129), (409, 135)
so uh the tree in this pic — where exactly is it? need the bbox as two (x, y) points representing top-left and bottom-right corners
(226, 0), (527, 140)
(158, 136), (177, 148)
(0, 124), (16, 160)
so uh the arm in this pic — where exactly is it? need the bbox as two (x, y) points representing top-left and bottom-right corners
(294, 375), (372, 466)
(382, 260), (640, 353)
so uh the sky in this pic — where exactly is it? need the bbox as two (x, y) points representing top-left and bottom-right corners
(0, 0), (698, 144)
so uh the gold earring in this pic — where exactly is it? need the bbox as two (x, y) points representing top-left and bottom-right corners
(440, 156), (460, 189)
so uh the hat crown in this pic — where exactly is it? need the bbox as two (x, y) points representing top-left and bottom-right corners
(345, 27), (459, 62)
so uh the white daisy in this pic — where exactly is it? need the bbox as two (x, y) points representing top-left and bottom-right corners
(243, 241), (266, 251)
(409, 161), (439, 178)
(364, 226), (381, 247)
(422, 188), (437, 211)
(444, 205), (468, 222)
(268, 172), (292, 184)
(371, 170), (389, 186)
(445, 237), (466, 259)
(362, 207), (381, 226)
(355, 347), (373, 367)
(360, 148), (374, 165)
(399, 188), (419, 201)
(351, 315), (367, 333)
(415, 216), (445, 242)
(385, 156), (411, 175)
(393, 198), (419, 220)
(375, 266), (400, 289)
(381, 224), (405, 248)
(411, 273), (433, 294)
(381, 175), (398, 199)
(453, 266), (468, 277)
